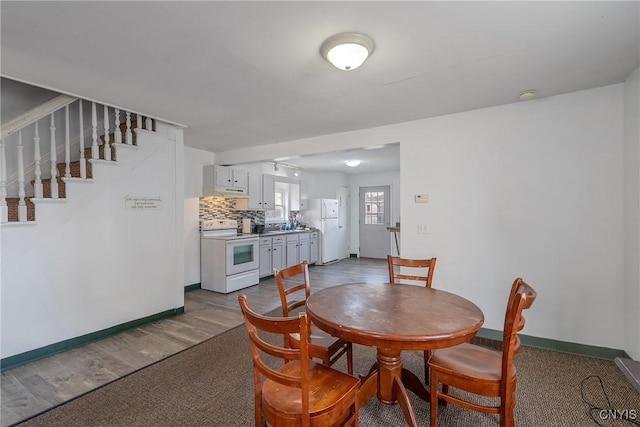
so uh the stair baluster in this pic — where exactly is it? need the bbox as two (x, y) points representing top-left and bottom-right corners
(49, 113), (59, 199)
(91, 102), (98, 159)
(3, 96), (157, 223)
(1, 138), (7, 223)
(125, 112), (132, 145)
(33, 122), (43, 198)
(114, 109), (122, 144)
(64, 105), (71, 178)
(79, 100), (87, 179)
(103, 105), (111, 161)
(17, 130), (27, 222)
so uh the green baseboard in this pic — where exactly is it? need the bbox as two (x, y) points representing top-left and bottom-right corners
(476, 328), (630, 360)
(184, 283), (201, 292)
(1, 307), (185, 371)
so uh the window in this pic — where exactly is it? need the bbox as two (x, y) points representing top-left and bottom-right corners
(266, 186), (288, 223)
(364, 191), (385, 225)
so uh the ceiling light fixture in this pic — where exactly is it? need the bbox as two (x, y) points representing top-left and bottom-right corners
(320, 32), (375, 71)
(294, 169), (300, 177)
(345, 160), (361, 167)
(518, 90), (537, 101)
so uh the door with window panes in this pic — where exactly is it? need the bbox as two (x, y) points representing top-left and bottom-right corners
(359, 185), (390, 259)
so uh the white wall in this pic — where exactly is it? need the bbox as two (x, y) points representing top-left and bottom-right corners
(623, 67), (640, 359)
(225, 84), (628, 351)
(348, 171), (401, 256)
(400, 85), (624, 349)
(1, 123), (185, 359)
(184, 147), (215, 286)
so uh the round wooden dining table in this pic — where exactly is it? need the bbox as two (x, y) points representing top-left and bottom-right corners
(306, 282), (484, 427)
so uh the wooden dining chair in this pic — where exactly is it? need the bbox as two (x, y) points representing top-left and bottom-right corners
(387, 255), (437, 287)
(274, 261), (353, 375)
(238, 294), (360, 427)
(428, 278), (537, 427)
(387, 254), (437, 383)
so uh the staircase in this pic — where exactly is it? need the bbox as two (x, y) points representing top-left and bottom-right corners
(1, 96), (156, 224)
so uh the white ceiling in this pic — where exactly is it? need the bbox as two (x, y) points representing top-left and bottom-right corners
(2, 1), (638, 174)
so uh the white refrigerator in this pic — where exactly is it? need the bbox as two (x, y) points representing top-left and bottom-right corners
(305, 199), (340, 264)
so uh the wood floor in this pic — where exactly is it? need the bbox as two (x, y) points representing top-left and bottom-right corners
(0, 257), (388, 427)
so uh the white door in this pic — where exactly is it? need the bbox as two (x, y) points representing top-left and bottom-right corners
(337, 186), (349, 259)
(359, 185), (391, 259)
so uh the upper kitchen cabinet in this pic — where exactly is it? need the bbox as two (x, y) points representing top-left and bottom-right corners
(203, 165), (248, 197)
(236, 173), (275, 210)
(291, 183), (300, 211)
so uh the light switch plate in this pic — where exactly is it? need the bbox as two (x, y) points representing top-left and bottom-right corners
(418, 224), (429, 234)
(415, 194), (429, 203)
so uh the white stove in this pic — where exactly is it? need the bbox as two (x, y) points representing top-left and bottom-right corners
(201, 219), (260, 293)
(201, 219), (258, 240)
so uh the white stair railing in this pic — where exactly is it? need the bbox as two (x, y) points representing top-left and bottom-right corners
(17, 131), (27, 222)
(103, 105), (111, 161)
(33, 122), (43, 198)
(0, 96), (157, 223)
(0, 139), (7, 223)
(79, 100), (87, 179)
(49, 112), (59, 199)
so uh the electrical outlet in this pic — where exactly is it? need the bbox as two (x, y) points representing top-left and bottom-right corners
(415, 194), (429, 203)
(418, 224), (429, 234)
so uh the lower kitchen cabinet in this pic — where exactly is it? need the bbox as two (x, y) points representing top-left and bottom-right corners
(285, 232), (312, 267)
(286, 235), (299, 268)
(299, 233), (310, 264)
(272, 236), (285, 272)
(259, 236), (285, 277)
(309, 232), (319, 264)
(259, 237), (273, 278)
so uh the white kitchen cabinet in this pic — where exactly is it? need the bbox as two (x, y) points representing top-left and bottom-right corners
(259, 237), (273, 278)
(299, 179), (309, 210)
(286, 234), (299, 267)
(261, 174), (275, 210)
(259, 235), (286, 277)
(237, 173), (276, 211)
(291, 183), (300, 211)
(298, 232), (310, 264)
(272, 236), (285, 271)
(309, 232), (319, 264)
(285, 232), (311, 267)
(214, 165), (247, 190)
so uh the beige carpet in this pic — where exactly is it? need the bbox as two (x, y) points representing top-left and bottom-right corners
(14, 321), (640, 427)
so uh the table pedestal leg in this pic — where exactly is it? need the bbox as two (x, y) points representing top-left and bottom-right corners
(376, 348), (419, 427)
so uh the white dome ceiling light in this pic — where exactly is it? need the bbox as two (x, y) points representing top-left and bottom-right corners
(518, 90), (537, 101)
(320, 33), (375, 71)
(345, 159), (362, 167)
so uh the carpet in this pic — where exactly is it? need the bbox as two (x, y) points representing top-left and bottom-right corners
(15, 321), (640, 427)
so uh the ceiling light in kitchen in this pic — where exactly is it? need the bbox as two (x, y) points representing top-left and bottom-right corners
(320, 33), (375, 71)
(345, 160), (361, 167)
(518, 90), (537, 101)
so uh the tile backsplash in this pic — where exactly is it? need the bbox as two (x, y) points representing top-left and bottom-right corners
(199, 196), (265, 229)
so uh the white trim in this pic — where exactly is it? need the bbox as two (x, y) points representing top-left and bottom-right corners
(1, 95), (77, 139)
(1, 74), (187, 129)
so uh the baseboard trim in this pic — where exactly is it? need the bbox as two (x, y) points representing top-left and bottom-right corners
(476, 328), (630, 360)
(0, 307), (185, 371)
(184, 283), (201, 292)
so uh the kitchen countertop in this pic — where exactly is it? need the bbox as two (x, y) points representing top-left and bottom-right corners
(259, 229), (317, 236)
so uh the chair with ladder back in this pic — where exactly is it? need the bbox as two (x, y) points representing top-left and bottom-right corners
(428, 278), (537, 427)
(274, 261), (353, 375)
(238, 294), (360, 427)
